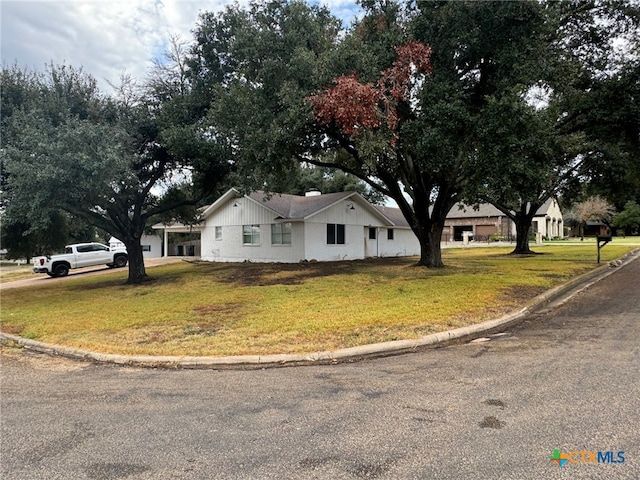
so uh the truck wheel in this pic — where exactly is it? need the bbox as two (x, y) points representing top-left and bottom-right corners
(54, 264), (69, 277)
(114, 255), (128, 268)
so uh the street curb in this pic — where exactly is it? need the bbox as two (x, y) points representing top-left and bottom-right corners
(2, 248), (639, 369)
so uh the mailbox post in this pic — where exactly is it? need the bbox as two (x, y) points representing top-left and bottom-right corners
(597, 235), (612, 264)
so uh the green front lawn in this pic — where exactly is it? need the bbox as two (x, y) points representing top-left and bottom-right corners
(1, 244), (636, 356)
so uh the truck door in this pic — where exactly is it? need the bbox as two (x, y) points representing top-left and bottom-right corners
(91, 243), (113, 265)
(74, 244), (95, 267)
(75, 244), (110, 268)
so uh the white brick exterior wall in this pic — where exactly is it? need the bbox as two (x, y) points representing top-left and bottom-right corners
(376, 227), (421, 258)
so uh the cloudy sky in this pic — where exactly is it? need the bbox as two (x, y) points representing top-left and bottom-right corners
(1, 0), (360, 93)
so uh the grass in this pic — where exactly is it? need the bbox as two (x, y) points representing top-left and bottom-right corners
(546, 235), (640, 244)
(0, 264), (34, 283)
(0, 244), (637, 357)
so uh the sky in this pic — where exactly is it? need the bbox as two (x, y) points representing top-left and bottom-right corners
(1, 0), (361, 94)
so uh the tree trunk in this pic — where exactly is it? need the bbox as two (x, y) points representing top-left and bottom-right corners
(511, 218), (535, 254)
(123, 238), (147, 284)
(415, 223), (445, 268)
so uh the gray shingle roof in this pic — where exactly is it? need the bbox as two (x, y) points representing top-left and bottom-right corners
(206, 189), (558, 227)
(371, 205), (411, 228)
(445, 198), (556, 218)
(247, 191), (355, 219)
(445, 203), (504, 218)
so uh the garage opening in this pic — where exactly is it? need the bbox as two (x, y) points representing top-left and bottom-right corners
(453, 225), (473, 241)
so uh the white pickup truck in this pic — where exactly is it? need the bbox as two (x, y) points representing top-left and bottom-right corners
(33, 242), (128, 277)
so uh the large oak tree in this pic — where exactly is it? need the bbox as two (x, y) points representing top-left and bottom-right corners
(1, 62), (229, 283)
(477, 0), (640, 253)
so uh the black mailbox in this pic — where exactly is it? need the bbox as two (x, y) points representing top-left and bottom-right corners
(596, 235), (612, 264)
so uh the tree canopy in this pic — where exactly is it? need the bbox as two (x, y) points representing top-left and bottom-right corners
(0, 61), (230, 283)
(3, 0), (638, 277)
(190, 0), (577, 265)
(613, 201), (640, 235)
(188, 0), (639, 264)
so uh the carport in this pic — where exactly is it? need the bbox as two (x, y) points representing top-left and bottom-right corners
(152, 223), (202, 258)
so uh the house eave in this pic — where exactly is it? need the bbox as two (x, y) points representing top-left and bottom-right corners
(152, 223), (203, 233)
(200, 188), (242, 219)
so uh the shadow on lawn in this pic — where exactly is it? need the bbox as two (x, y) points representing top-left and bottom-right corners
(194, 257), (423, 287)
(73, 256), (468, 290)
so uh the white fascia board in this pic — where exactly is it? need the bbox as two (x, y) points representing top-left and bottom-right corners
(150, 222), (202, 231)
(200, 188), (241, 219)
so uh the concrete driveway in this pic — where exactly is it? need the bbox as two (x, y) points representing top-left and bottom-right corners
(0, 257), (183, 290)
(1, 257), (639, 479)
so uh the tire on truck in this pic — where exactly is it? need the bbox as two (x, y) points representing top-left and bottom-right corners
(53, 263), (70, 277)
(114, 254), (128, 268)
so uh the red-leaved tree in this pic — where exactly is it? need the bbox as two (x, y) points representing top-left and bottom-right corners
(310, 41), (432, 139)
(307, 40), (461, 268)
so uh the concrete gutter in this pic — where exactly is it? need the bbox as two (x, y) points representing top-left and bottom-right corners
(2, 248), (639, 370)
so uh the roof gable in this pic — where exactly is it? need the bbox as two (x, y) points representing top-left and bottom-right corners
(200, 188), (243, 219)
(247, 191), (355, 219)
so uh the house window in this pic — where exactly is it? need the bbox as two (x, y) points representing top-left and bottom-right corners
(369, 227), (377, 240)
(271, 223), (292, 245)
(142, 245), (151, 252)
(327, 223), (345, 245)
(215, 226), (222, 241)
(387, 228), (394, 240)
(243, 225), (260, 245)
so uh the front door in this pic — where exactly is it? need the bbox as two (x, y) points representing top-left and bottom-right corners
(365, 227), (378, 257)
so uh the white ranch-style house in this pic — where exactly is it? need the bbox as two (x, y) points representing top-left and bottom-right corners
(196, 189), (419, 262)
(153, 189), (564, 261)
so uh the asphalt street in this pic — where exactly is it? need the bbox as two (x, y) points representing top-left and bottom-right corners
(1, 257), (639, 480)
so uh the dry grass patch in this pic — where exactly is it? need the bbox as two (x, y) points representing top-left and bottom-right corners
(0, 265), (34, 283)
(0, 244), (636, 356)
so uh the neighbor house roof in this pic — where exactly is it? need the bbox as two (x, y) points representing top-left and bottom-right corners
(445, 203), (505, 219)
(445, 198), (558, 219)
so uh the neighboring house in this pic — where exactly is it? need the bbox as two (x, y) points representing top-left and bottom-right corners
(109, 234), (163, 259)
(568, 221), (609, 237)
(443, 198), (564, 241)
(155, 188), (420, 263)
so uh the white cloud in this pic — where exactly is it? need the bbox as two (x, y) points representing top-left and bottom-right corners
(0, 1), (223, 92)
(1, 0), (359, 94)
